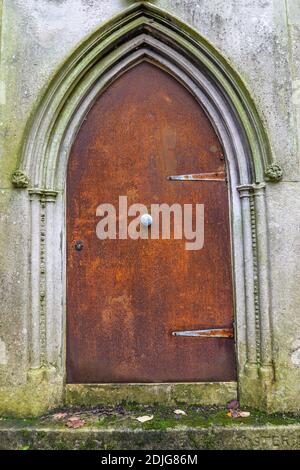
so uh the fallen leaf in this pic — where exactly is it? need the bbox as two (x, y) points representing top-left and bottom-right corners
(226, 399), (239, 410)
(226, 409), (239, 418)
(227, 409), (251, 418)
(66, 416), (85, 428)
(174, 409), (186, 416)
(53, 412), (68, 421)
(238, 411), (251, 418)
(136, 415), (154, 423)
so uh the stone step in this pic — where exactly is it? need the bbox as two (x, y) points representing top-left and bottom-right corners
(1, 424), (300, 450)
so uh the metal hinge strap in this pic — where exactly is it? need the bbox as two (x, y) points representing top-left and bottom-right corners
(172, 328), (233, 338)
(167, 171), (225, 181)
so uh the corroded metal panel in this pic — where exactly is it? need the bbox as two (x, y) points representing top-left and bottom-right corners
(67, 62), (236, 383)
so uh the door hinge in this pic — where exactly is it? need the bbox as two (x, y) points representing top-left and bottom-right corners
(167, 171), (226, 181)
(172, 328), (233, 338)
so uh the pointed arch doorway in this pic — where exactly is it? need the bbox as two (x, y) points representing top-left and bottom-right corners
(17, 3), (277, 408)
(66, 62), (236, 383)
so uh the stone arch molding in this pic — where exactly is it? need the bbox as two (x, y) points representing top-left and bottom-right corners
(14, 2), (280, 408)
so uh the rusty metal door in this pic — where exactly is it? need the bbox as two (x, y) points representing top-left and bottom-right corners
(66, 62), (236, 383)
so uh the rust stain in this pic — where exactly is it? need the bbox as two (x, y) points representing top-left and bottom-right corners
(66, 62), (236, 383)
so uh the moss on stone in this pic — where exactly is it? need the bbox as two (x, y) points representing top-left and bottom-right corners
(2, 404), (300, 449)
(2, 404), (300, 432)
(0, 368), (64, 418)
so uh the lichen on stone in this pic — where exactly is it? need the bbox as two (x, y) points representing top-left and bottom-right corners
(264, 163), (283, 182)
(11, 170), (30, 189)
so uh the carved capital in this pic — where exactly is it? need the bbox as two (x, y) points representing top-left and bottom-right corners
(28, 188), (58, 202)
(237, 184), (255, 198)
(265, 163), (283, 182)
(237, 182), (266, 198)
(11, 170), (30, 188)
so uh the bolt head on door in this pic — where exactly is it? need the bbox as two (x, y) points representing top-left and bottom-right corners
(75, 240), (83, 251)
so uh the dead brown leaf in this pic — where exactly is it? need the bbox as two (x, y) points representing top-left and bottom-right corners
(52, 412), (68, 421)
(66, 416), (85, 429)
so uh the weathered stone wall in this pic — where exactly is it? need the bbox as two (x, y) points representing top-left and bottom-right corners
(0, 0), (300, 414)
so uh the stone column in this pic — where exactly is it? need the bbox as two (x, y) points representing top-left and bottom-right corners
(27, 189), (58, 375)
(253, 183), (274, 383)
(237, 185), (258, 379)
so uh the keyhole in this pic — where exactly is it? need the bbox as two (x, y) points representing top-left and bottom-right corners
(75, 240), (83, 251)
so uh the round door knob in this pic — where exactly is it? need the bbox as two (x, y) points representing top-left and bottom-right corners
(140, 214), (153, 227)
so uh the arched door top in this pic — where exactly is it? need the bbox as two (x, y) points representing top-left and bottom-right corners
(14, 1), (279, 190)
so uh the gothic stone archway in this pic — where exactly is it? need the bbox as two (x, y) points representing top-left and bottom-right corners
(12, 2), (281, 410)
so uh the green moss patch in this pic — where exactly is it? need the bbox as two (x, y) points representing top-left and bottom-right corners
(2, 404), (299, 431)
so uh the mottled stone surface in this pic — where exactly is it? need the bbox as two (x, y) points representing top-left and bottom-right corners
(65, 383), (238, 407)
(266, 182), (300, 410)
(0, 190), (30, 387)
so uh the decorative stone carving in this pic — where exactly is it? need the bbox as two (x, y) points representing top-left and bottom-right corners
(265, 163), (283, 182)
(11, 169), (30, 188)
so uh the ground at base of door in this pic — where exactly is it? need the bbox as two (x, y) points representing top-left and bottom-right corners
(1, 405), (300, 450)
